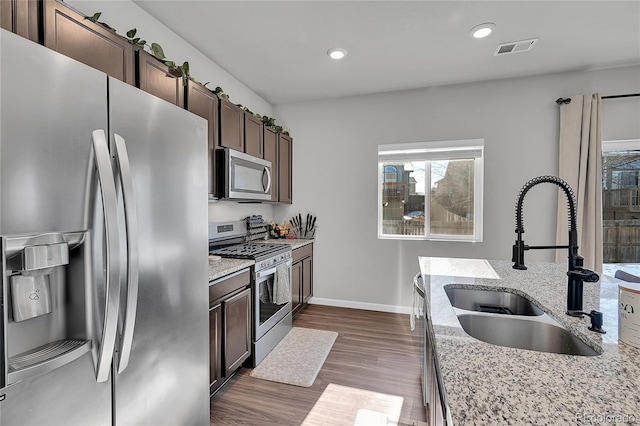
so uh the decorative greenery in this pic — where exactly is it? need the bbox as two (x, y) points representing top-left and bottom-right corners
(84, 12), (116, 32)
(125, 28), (189, 84)
(125, 28), (146, 48)
(203, 84), (229, 100)
(166, 60), (190, 83)
(238, 105), (255, 115)
(260, 115), (276, 127)
(85, 11), (285, 131)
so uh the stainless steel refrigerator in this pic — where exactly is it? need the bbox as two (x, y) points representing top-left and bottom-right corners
(0, 29), (209, 425)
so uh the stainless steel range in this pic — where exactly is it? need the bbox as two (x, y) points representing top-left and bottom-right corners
(209, 220), (292, 366)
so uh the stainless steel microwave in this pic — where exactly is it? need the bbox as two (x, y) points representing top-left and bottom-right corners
(219, 148), (272, 201)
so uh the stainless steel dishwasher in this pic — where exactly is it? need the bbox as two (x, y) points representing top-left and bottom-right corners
(414, 272), (451, 425)
(412, 273), (426, 406)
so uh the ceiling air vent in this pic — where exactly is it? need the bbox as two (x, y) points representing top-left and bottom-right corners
(494, 38), (538, 56)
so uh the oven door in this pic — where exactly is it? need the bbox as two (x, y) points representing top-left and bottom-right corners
(254, 259), (293, 339)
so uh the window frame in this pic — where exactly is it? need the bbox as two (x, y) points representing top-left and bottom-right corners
(602, 139), (640, 152)
(377, 138), (484, 242)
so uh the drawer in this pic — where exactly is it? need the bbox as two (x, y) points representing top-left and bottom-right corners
(209, 269), (251, 305)
(293, 243), (313, 263)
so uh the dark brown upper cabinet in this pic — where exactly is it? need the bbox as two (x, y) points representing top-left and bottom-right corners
(44, 0), (134, 85)
(263, 127), (279, 202)
(278, 133), (293, 204)
(0, 1), (11, 33)
(244, 113), (264, 159)
(136, 49), (184, 107)
(1, 0), (40, 43)
(218, 98), (244, 152)
(186, 80), (219, 197)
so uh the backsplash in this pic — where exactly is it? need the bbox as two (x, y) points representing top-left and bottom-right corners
(208, 200), (274, 223)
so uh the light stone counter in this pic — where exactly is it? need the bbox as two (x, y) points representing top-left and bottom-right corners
(419, 257), (640, 425)
(208, 257), (254, 282)
(267, 238), (314, 250)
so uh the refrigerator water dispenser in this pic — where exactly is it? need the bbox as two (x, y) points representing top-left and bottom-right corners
(9, 239), (68, 322)
(10, 274), (52, 322)
(2, 231), (91, 386)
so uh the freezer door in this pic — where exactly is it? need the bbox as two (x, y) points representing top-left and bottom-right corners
(108, 77), (209, 425)
(0, 30), (112, 425)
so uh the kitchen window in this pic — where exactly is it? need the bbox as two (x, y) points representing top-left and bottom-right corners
(378, 139), (484, 241)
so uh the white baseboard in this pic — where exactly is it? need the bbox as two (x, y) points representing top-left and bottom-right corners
(308, 297), (411, 315)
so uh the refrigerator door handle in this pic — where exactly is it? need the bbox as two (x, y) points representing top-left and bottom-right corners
(113, 134), (139, 374)
(90, 129), (122, 383)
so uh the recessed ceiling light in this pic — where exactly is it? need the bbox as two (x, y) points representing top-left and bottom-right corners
(327, 48), (347, 60)
(470, 23), (496, 39)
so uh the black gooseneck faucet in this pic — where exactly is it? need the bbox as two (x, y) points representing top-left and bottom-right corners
(512, 176), (601, 322)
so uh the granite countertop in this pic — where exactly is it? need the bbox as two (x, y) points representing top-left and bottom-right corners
(418, 257), (640, 425)
(209, 257), (254, 282)
(266, 238), (314, 250)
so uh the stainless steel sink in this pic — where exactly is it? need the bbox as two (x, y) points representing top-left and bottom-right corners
(455, 314), (600, 356)
(444, 286), (544, 316)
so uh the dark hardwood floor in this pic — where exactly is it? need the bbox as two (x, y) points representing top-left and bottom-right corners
(210, 304), (427, 425)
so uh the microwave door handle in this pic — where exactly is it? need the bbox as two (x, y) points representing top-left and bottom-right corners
(263, 166), (272, 194)
(90, 130), (122, 383)
(113, 134), (139, 374)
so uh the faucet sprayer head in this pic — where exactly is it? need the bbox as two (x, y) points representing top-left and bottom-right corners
(512, 175), (578, 270)
(514, 175), (577, 235)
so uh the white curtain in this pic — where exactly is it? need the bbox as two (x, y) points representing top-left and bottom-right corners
(555, 94), (603, 272)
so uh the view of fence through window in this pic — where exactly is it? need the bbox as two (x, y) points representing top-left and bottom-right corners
(381, 158), (475, 237)
(603, 149), (640, 263)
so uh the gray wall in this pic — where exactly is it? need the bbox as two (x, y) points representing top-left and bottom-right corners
(274, 65), (640, 313)
(63, 0), (640, 311)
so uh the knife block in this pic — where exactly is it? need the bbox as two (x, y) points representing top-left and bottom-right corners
(292, 222), (317, 239)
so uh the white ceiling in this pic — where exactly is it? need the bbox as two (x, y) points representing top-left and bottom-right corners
(133, 1), (640, 105)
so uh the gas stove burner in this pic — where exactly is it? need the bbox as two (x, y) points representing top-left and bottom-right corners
(209, 242), (292, 271)
(208, 220), (292, 271)
(210, 243), (285, 259)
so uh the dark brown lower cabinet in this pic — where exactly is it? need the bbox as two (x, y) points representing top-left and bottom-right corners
(291, 261), (302, 312)
(223, 287), (251, 375)
(208, 303), (222, 391)
(292, 243), (313, 316)
(209, 269), (252, 396)
(301, 256), (313, 304)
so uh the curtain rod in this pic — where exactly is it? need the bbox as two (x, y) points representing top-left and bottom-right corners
(602, 93), (640, 99)
(556, 93), (640, 105)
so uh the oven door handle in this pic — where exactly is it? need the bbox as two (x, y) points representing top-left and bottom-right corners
(256, 259), (292, 279)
